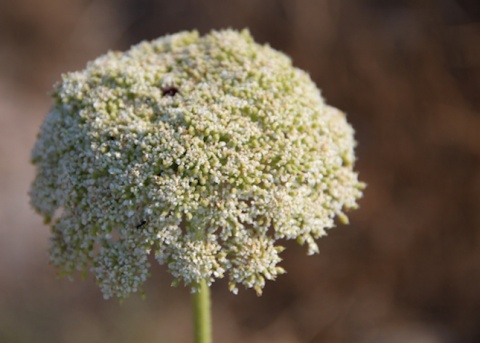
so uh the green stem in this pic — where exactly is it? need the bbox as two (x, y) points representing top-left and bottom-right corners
(192, 279), (212, 343)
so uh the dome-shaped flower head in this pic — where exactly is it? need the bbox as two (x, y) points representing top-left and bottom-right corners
(30, 29), (364, 299)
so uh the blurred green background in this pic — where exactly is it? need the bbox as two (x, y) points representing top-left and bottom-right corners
(1, 0), (480, 342)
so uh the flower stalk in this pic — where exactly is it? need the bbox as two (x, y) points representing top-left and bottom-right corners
(192, 279), (212, 343)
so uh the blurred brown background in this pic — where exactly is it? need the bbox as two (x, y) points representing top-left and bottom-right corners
(1, 0), (480, 342)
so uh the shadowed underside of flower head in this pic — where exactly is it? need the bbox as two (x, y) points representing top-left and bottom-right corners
(30, 29), (364, 299)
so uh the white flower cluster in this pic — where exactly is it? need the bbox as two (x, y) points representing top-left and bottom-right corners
(30, 29), (364, 299)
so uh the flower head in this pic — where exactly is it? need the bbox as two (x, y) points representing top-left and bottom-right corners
(30, 29), (364, 299)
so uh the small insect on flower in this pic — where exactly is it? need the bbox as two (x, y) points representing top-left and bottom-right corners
(136, 220), (147, 229)
(162, 86), (179, 97)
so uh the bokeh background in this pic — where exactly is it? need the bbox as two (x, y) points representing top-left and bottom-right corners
(1, 0), (480, 342)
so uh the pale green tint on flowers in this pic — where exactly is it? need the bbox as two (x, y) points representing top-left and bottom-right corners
(30, 29), (364, 299)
